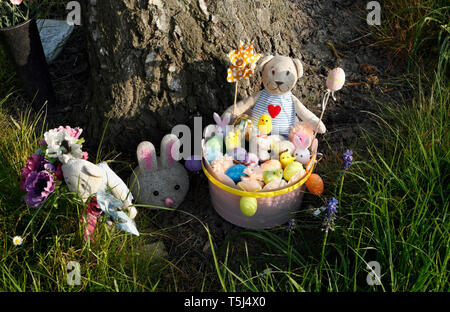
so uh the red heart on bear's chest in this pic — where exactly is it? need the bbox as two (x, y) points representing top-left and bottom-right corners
(268, 105), (281, 118)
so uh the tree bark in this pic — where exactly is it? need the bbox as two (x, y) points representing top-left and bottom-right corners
(82, 0), (325, 153)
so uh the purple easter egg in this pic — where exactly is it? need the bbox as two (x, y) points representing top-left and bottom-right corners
(226, 147), (247, 162)
(185, 155), (202, 172)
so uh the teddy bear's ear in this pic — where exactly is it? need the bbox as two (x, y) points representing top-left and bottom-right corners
(293, 58), (303, 78)
(258, 55), (274, 72)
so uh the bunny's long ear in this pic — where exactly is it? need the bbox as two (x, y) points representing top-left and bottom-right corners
(258, 55), (274, 72)
(213, 112), (223, 126)
(294, 135), (312, 150)
(303, 137), (312, 149)
(160, 134), (181, 168)
(137, 141), (157, 172)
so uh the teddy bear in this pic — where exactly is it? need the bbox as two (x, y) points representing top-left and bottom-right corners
(223, 55), (326, 138)
(131, 134), (189, 209)
(62, 159), (137, 219)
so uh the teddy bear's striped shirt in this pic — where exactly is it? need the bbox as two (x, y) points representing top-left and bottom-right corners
(251, 89), (295, 137)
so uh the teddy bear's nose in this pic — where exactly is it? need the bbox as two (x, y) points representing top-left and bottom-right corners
(275, 81), (283, 86)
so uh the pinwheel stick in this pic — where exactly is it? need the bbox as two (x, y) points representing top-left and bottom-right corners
(233, 81), (239, 117)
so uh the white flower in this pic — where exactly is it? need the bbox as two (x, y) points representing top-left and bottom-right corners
(43, 128), (84, 163)
(13, 236), (23, 246)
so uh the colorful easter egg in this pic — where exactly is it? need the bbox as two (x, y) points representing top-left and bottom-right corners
(283, 161), (304, 181)
(326, 68), (345, 91)
(205, 135), (223, 151)
(204, 148), (222, 163)
(263, 168), (283, 184)
(225, 164), (247, 183)
(261, 159), (282, 171)
(240, 197), (257, 217)
(305, 173), (324, 195)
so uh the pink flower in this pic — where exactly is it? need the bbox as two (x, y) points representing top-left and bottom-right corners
(81, 197), (102, 241)
(10, 0), (23, 5)
(57, 126), (83, 139)
(82, 152), (89, 160)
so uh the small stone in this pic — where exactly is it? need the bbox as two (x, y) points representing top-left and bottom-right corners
(156, 12), (170, 33)
(168, 75), (182, 92)
(145, 51), (158, 63)
(169, 64), (177, 72)
(198, 0), (209, 19)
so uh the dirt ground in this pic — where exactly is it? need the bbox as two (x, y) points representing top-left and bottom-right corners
(40, 1), (405, 291)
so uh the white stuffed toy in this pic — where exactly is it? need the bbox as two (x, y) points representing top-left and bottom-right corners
(223, 55), (326, 137)
(62, 159), (137, 219)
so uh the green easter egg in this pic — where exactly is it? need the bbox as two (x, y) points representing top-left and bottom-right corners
(283, 161), (304, 181)
(240, 197), (258, 217)
(206, 136), (223, 151)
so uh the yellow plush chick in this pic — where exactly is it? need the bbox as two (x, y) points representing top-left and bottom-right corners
(225, 130), (242, 151)
(258, 114), (272, 135)
(279, 150), (295, 168)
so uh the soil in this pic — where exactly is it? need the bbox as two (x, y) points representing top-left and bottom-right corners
(42, 0), (405, 291)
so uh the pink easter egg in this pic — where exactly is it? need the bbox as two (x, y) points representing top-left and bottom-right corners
(326, 68), (345, 91)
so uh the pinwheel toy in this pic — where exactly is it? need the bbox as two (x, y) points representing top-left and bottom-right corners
(226, 41), (261, 116)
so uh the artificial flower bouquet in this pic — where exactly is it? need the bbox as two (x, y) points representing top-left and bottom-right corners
(19, 125), (139, 241)
(20, 126), (88, 208)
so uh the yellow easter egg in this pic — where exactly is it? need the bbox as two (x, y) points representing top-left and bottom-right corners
(283, 161), (304, 181)
(240, 197), (258, 217)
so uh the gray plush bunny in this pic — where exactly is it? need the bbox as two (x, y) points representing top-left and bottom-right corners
(131, 134), (189, 208)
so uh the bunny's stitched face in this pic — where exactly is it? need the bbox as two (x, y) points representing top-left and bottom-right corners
(137, 167), (188, 208)
(132, 134), (189, 209)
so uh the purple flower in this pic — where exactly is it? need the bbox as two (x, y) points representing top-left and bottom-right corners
(24, 171), (56, 207)
(20, 154), (42, 190)
(287, 219), (296, 233)
(342, 149), (353, 170)
(323, 197), (338, 232)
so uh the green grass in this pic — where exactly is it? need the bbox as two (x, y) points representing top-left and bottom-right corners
(0, 1), (448, 292)
(208, 64), (449, 291)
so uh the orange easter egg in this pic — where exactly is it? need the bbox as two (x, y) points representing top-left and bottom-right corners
(306, 173), (324, 195)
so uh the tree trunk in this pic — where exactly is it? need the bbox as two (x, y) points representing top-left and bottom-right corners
(81, 0), (364, 154)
